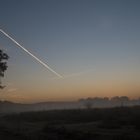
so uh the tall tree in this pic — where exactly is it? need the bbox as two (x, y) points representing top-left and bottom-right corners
(0, 49), (9, 89)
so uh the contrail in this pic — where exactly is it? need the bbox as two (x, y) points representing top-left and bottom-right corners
(0, 29), (63, 78)
(51, 68), (94, 80)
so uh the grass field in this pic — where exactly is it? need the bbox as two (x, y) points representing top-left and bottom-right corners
(0, 106), (140, 140)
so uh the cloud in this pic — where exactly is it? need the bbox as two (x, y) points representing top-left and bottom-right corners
(7, 88), (18, 92)
(51, 68), (94, 80)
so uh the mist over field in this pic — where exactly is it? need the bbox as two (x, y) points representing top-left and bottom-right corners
(0, 96), (140, 114)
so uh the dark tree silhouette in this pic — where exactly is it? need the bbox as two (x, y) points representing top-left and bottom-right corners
(0, 49), (9, 89)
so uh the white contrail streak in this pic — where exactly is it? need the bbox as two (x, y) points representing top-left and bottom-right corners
(0, 29), (63, 78)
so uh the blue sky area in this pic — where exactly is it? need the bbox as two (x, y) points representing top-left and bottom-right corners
(0, 0), (140, 102)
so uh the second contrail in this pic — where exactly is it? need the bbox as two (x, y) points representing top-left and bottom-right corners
(0, 29), (63, 78)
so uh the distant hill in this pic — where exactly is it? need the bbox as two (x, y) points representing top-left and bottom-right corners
(0, 101), (82, 113)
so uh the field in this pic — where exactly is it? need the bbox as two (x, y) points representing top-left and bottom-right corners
(0, 106), (140, 140)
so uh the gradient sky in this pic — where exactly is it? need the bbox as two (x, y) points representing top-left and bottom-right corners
(0, 0), (140, 103)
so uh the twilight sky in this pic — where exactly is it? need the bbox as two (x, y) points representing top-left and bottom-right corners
(0, 0), (140, 103)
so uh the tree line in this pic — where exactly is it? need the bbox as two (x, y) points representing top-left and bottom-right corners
(79, 96), (140, 109)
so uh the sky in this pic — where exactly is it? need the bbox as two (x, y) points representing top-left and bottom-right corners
(0, 0), (140, 103)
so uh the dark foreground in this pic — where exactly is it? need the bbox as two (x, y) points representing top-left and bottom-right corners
(0, 106), (140, 140)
